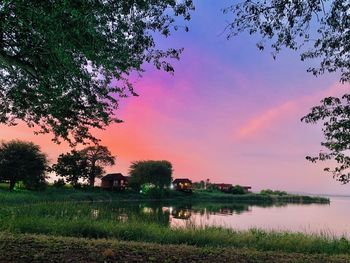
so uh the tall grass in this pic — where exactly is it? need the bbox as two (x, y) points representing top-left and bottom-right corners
(0, 201), (347, 255)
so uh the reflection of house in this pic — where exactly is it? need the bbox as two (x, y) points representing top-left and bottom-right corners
(101, 173), (129, 190)
(171, 208), (192, 219)
(214, 183), (232, 193)
(173, 178), (192, 192)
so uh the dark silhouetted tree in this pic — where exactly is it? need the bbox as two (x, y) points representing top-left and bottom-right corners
(80, 145), (115, 187)
(0, 140), (48, 190)
(52, 150), (89, 188)
(129, 160), (173, 191)
(0, 1), (194, 145)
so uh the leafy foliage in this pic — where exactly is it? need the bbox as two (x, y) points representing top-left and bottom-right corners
(260, 189), (288, 196)
(52, 145), (115, 187)
(231, 185), (246, 195)
(79, 145), (115, 187)
(0, 140), (48, 190)
(52, 178), (66, 188)
(129, 160), (173, 191)
(0, 0), (194, 145)
(225, 0), (350, 82)
(302, 95), (350, 183)
(51, 150), (89, 188)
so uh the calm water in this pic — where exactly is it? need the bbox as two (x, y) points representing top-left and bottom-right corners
(97, 196), (350, 237)
(168, 196), (350, 237)
(10, 196), (350, 238)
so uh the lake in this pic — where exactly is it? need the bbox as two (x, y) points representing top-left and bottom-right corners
(4, 195), (350, 238)
(169, 196), (350, 237)
(94, 196), (350, 237)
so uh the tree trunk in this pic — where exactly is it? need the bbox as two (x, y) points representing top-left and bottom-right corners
(89, 163), (96, 187)
(89, 175), (95, 187)
(9, 180), (15, 190)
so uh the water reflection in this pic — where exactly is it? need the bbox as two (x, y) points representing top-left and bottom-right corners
(89, 201), (291, 225)
(13, 198), (339, 236)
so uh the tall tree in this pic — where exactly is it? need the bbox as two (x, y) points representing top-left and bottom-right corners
(52, 150), (89, 188)
(0, 1), (194, 145)
(129, 160), (173, 190)
(0, 140), (48, 190)
(225, 0), (350, 183)
(80, 145), (115, 187)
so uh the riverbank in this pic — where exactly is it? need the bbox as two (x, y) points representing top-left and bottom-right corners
(0, 233), (349, 263)
(0, 186), (329, 205)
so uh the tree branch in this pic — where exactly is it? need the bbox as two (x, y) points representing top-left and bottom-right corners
(0, 50), (38, 78)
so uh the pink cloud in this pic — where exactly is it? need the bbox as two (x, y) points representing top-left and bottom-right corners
(234, 82), (348, 140)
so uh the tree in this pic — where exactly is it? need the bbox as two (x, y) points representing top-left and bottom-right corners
(79, 145), (115, 187)
(231, 185), (246, 195)
(0, 140), (48, 190)
(302, 95), (350, 184)
(52, 150), (89, 188)
(225, 0), (350, 183)
(225, 0), (350, 82)
(129, 160), (173, 191)
(0, 1), (194, 145)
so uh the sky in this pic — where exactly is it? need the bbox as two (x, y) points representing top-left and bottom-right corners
(1, 1), (350, 195)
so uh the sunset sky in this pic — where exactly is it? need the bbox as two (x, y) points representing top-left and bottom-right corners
(1, 1), (349, 195)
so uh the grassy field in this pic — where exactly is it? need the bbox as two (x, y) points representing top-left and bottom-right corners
(1, 233), (349, 263)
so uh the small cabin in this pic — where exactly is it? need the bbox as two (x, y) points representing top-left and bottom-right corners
(241, 186), (252, 193)
(101, 173), (129, 190)
(214, 183), (233, 193)
(173, 178), (192, 192)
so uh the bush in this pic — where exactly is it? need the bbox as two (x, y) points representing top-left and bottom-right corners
(53, 179), (66, 188)
(231, 185), (246, 195)
(260, 189), (288, 196)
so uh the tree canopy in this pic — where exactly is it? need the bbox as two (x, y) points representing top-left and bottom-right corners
(52, 150), (89, 188)
(0, 140), (48, 190)
(52, 145), (115, 187)
(0, 0), (194, 145)
(129, 160), (173, 190)
(302, 95), (350, 184)
(225, 0), (350, 82)
(80, 145), (115, 187)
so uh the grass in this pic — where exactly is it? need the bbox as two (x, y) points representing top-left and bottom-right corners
(0, 186), (339, 261)
(0, 233), (350, 263)
(0, 200), (348, 255)
(0, 186), (329, 205)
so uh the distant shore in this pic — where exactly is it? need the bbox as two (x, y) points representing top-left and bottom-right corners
(0, 186), (330, 205)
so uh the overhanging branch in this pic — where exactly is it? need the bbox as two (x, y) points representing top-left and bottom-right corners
(0, 50), (38, 78)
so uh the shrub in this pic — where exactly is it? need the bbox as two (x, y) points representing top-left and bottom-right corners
(53, 179), (66, 188)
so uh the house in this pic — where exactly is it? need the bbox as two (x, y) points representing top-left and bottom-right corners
(101, 173), (129, 190)
(172, 178), (192, 192)
(241, 186), (252, 193)
(214, 183), (233, 193)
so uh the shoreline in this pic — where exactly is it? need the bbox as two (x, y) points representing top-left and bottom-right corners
(0, 187), (330, 205)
